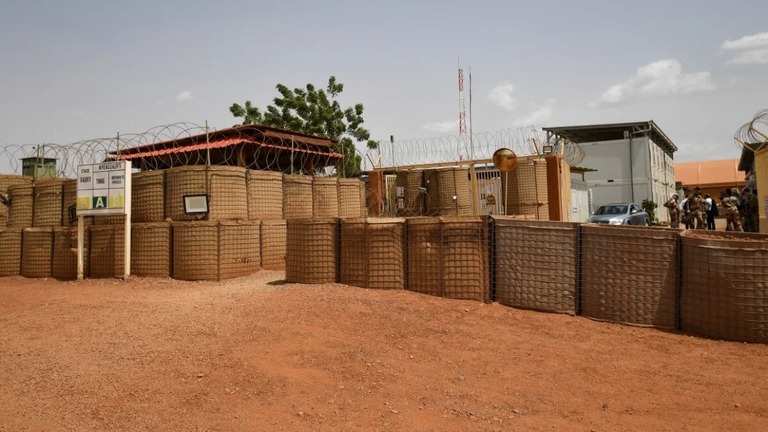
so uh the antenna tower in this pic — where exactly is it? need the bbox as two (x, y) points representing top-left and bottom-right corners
(458, 62), (470, 159)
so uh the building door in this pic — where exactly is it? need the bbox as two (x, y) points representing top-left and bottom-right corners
(571, 181), (589, 222)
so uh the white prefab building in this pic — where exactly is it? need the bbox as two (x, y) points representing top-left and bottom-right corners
(543, 121), (677, 223)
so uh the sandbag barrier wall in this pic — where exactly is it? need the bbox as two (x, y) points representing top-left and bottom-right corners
(580, 224), (679, 329)
(0, 219), (284, 280)
(494, 218), (579, 314)
(680, 230), (768, 344)
(0, 169), (360, 280)
(1, 170), (365, 227)
(283, 217), (768, 345)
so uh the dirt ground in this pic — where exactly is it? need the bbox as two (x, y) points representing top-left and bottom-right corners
(1, 273), (767, 432)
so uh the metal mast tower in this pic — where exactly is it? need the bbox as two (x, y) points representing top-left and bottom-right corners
(458, 64), (470, 160)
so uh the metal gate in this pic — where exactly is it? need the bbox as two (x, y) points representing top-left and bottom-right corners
(475, 169), (504, 215)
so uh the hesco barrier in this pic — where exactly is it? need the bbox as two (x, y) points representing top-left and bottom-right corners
(0, 175), (33, 227)
(131, 222), (171, 278)
(89, 224), (125, 278)
(494, 218), (578, 314)
(338, 178), (365, 218)
(340, 218), (405, 289)
(219, 221), (261, 280)
(286, 218), (337, 284)
(172, 221), (261, 281)
(424, 171), (440, 216)
(132, 170), (166, 223)
(21, 227), (53, 278)
(359, 183), (367, 217)
(52, 227), (89, 280)
(260, 219), (286, 270)
(680, 231), (768, 343)
(580, 225), (678, 329)
(94, 215), (127, 225)
(430, 168), (472, 216)
(247, 170), (283, 220)
(173, 221), (218, 280)
(33, 179), (68, 227)
(406, 217), (441, 296)
(442, 217), (488, 300)
(313, 177), (339, 218)
(283, 175), (313, 219)
(165, 166), (248, 222)
(61, 180), (83, 227)
(7, 184), (34, 227)
(406, 217), (488, 301)
(503, 158), (549, 219)
(395, 170), (424, 217)
(0, 228), (22, 276)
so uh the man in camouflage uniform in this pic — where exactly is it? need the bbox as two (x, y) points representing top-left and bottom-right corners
(664, 193), (681, 228)
(684, 188), (704, 229)
(722, 188), (743, 232)
(747, 188), (760, 232)
(742, 189), (754, 232)
(680, 189), (692, 229)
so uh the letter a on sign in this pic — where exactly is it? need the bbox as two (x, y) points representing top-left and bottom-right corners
(93, 196), (107, 209)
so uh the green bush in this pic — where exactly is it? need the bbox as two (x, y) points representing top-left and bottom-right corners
(641, 199), (658, 225)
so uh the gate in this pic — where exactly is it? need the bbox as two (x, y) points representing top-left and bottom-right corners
(475, 169), (504, 215)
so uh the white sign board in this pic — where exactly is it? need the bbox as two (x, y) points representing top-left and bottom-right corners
(77, 162), (131, 216)
(75, 161), (132, 280)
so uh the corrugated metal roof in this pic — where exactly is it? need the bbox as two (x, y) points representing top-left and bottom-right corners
(675, 159), (745, 187)
(114, 138), (343, 160)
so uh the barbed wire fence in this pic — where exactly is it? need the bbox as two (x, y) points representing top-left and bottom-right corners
(0, 122), (586, 178)
(365, 126), (585, 171)
(734, 109), (768, 153)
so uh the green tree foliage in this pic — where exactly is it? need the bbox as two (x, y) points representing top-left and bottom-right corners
(230, 76), (377, 177)
(641, 198), (658, 225)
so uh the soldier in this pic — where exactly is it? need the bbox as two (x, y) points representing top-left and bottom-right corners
(664, 193), (681, 228)
(748, 188), (760, 232)
(680, 189), (692, 229)
(742, 189), (754, 232)
(684, 188), (704, 229)
(722, 188), (743, 232)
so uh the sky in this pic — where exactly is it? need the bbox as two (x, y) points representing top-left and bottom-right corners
(1, 0), (766, 168)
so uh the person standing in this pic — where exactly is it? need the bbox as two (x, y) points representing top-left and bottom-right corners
(704, 193), (717, 230)
(664, 193), (681, 229)
(680, 190), (692, 229)
(748, 189), (760, 232)
(722, 188), (743, 232)
(742, 189), (754, 232)
(684, 189), (704, 229)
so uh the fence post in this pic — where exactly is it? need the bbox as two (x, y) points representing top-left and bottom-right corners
(576, 224), (583, 315)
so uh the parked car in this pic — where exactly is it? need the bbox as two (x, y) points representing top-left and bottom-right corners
(587, 203), (650, 226)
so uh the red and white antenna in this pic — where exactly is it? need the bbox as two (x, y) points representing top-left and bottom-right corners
(458, 60), (472, 160)
(458, 66), (467, 135)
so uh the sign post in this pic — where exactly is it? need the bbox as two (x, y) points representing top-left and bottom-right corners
(76, 161), (132, 280)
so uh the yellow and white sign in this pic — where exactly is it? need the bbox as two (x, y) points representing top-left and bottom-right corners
(76, 161), (131, 216)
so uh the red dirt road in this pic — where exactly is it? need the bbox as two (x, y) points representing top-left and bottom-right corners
(1, 272), (767, 431)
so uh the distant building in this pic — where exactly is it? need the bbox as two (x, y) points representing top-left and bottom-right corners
(543, 121), (676, 222)
(675, 159), (744, 199)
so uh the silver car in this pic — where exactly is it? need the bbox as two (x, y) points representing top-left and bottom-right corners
(587, 203), (650, 226)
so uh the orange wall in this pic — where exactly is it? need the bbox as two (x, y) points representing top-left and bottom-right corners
(756, 150), (768, 233)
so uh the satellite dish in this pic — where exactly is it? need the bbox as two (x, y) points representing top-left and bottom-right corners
(492, 148), (517, 172)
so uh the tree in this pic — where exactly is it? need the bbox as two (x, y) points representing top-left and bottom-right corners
(230, 76), (377, 177)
